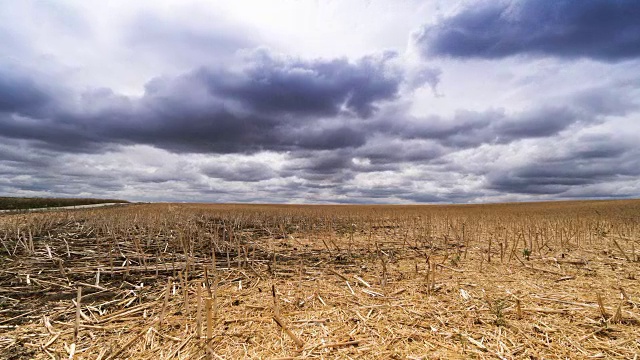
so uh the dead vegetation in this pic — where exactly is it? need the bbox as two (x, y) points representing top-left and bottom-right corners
(1, 200), (639, 359)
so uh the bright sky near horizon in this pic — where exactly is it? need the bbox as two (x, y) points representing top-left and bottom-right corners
(1, 0), (639, 203)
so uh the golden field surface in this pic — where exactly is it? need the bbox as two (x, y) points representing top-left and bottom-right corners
(1, 200), (639, 359)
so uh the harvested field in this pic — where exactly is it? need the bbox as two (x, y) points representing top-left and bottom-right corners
(1, 200), (639, 359)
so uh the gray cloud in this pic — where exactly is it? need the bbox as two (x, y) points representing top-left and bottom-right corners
(496, 107), (578, 139)
(282, 150), (356, 182)
(379, 106), (599, 150)
(487, 134), (640, 196)
(202, 161), (277, 182)
(0, 67), (54, 116)
(2, 53), (637, 203)
(1, 0), (639, 204)
(415, 0), (640, 61)
(203, 50), (401, 118)
(354, 136), (444, 166)
(406, 66), (442, 94)
(0, 50), (401, 154)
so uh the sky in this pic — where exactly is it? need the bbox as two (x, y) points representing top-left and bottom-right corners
(1, 0), (639, 204)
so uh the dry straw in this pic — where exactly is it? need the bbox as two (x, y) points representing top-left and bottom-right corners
(0, 200), (639, 358)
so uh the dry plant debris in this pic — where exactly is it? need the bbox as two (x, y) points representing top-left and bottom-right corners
(1, 200), (639, 359)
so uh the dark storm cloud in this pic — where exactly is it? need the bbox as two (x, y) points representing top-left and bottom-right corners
(280, 144), (417, 183)
(281, 150), (357, 182)
(0, 68), (54, 116)
(487, 135), (640, 195)
(571, 141), (627, 160)
(415, 0), (640, 61)
(202, 50), (401, 118)
(496, 107), (578, 139)
(383, 106), (592, 149)
(354, 137), (444, 166)
(572, 85), (640, 117)
(278, 124), (367, 150)
(0, 50), (402, 154)
(201, 161), (277, 182)
(398, 193), (448, 203)
(0, 138), (54, 169)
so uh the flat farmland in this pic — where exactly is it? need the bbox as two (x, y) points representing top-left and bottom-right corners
(1, 200), (639, 359)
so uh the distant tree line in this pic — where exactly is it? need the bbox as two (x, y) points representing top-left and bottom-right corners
(0, 197), (128, 210)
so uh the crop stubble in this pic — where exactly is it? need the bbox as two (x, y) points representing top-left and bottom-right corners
(0, 200), (639, 359)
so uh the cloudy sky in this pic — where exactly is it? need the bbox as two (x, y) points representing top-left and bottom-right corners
(1, 0), (639, 203)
